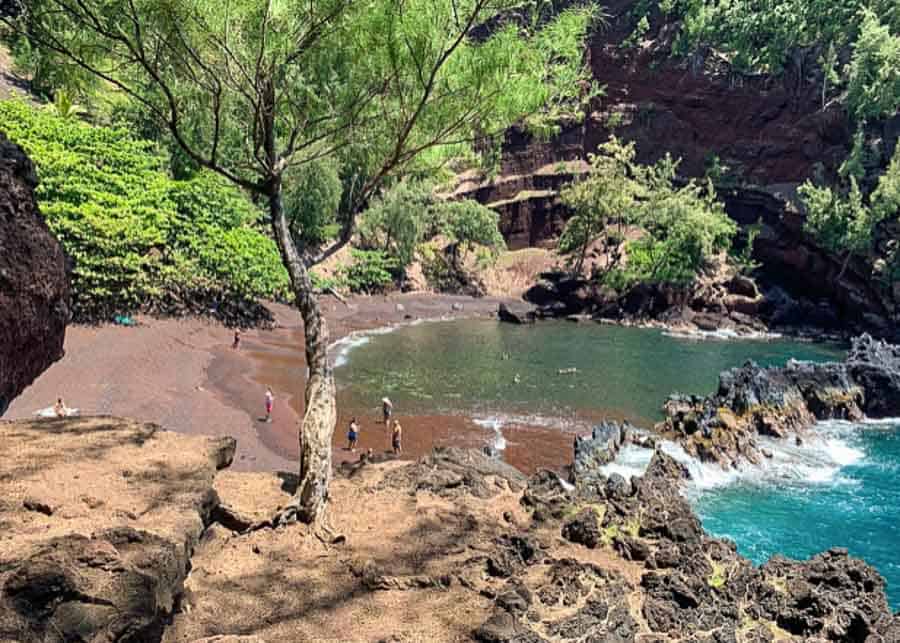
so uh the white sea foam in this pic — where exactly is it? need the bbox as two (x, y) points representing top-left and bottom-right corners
(473, 416), (508, 452)
(597, 418), (874, 497)
(662, 328), (783, 342)
(328, 316), (459, 369)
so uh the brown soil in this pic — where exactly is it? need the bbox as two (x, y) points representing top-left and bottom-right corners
(163, 461), (646, 643)
(6, 294), (577, 476)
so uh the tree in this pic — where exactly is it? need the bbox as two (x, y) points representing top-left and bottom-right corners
(283, 158), (342, 247)
(440, 200), (505, 269)
(847, 9), (900, 123)
(5, 0), (593, 530)
(800, 144), (900, 278)
(358, 181), (434, 269)
(559, 137), (638, 275)
(626, 155), (736, 284)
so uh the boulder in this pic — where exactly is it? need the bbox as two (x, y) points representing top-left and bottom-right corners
(561, 508), (601, 549)
(571, 421), (629, 488)
(0, 133), (70, 415)
(498, 302), (536, 325)
(0, 417), (235, 641)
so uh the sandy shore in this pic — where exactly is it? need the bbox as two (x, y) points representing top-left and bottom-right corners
(6, 293), (579, 474)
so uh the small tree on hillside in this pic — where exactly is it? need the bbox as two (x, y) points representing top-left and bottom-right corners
(559, 137), (638, 276)
(5, 0), (594, 532)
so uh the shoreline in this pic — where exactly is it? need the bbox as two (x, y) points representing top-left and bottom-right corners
(5, 293), (581, 474)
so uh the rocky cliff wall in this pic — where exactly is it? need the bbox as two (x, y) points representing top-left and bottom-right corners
(454, 1), (899, 338)
(0, 132), (69, 415)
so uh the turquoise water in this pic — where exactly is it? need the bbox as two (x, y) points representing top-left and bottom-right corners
(334, 319), (900, 609)
(333, 320), (842, 425)
(694, 421), (900, 609)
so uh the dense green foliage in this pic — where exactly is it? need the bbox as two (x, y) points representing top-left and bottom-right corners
(560, 139), (639, 274)
(658, 1), (900, 121)
(625, 154), (736, 284)
(283, 159), (343, 247)
(358, 181), (505, 270)
(0, 100), (289, 320)
(338, 250), (399, 294)
(561, 138), (736, 286)
(800, 144), (900, 275)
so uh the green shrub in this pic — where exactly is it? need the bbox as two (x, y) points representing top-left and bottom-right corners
(339, 249), (398, 293)
(0, 99), (289, 320)
(283, 158), (343, 247)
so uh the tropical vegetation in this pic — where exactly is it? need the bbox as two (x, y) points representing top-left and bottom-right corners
(0, 99), (289, 321)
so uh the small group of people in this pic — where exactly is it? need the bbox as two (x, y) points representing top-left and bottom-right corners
(345, 397), (402, 455)
(260, 388), (402, 456)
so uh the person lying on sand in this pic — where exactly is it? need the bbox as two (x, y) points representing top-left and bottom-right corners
(348, 417), (360, 451)
(392, 420), (402, 456)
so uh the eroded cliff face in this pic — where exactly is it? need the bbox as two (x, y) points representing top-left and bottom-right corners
(0, 132), (70, 415)
(456, 1), (900, 338)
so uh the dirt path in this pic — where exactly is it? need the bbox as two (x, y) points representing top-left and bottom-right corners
(7, 294), (577, 474)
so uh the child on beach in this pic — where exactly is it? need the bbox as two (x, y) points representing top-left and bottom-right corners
(391, 420), (402, 456)
(232, 329), (241, 349)
(348, 417), (360, 451)
(264, 387), (273, 422)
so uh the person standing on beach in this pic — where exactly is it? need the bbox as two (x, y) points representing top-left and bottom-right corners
(53, 397), (66, 418)
(348, 417), (360, 451)
(392, 419), (402, 456)
(382, 397), (393, 424)
(264, 387), (273, 422)
(232, 329), (241, 349)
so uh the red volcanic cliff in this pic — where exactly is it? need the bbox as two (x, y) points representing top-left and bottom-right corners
(0, 132), (69, 415)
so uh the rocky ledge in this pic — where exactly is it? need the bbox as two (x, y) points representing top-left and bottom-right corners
(3, 417), (896, 642)
(0, 416), (235, 641)
(659, 334), (900, 468)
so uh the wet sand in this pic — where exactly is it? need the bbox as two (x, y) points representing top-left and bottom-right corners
(7, 294), (580, 475)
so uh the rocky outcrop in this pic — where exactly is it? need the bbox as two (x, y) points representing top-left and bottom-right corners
(497, 302), (536, 325)
(497, 436), (897, 642)
(452, 0), (900, 341)
(523, 269), (772, 335)
(0, 417), (235, 641)
(0, 132), (70, 416)
(659, 334), (900, 467)
(570, 421), (629, 488)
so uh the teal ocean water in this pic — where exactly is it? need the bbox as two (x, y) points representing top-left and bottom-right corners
(333, 320), (898, 609)
(693, 420), (900, 609)
(333, 319), (841, 425)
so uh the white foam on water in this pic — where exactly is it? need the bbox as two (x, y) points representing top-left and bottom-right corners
(472, 416), (508, 452)
(328, 316), (461, 369)
(597, 418), (875, 497)
(662, 328), (783, 342)
(597, 443), (654, 480)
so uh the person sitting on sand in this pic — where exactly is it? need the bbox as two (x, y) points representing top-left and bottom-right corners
(264, 387), (273, 423)
(348, 417), (360, 451)
(382, 397), (393, 424)
(392, 419), (402, 456)
(53, 397), (66, 418)
(232, 329), (241, 350)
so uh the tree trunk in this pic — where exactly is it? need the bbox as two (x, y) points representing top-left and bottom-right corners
(268, 181), (337, 529)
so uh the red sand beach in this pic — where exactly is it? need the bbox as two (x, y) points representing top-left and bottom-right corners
(6, 294), (579, 474)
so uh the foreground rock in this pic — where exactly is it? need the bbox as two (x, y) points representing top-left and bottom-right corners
(0, 133), (69, 416)
(166, 439), (897, 642)
(660, 334), (900, 467)
(0, 416), (234, 641)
